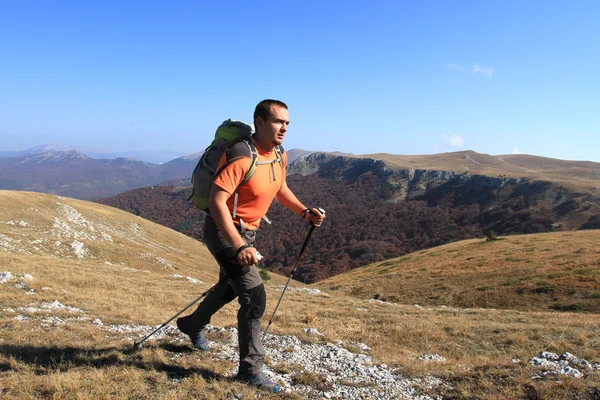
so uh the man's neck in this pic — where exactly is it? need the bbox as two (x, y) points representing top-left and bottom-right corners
(253, 134), (275, 152)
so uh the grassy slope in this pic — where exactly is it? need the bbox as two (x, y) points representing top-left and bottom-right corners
(1, 190), (600, 399)
(314, 230), (600, 313)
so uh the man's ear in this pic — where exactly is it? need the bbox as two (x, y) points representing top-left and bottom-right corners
(254, 116), (263, 131)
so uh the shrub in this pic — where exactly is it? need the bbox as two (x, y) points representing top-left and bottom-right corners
(485, 231), (499, 241)
(259, 268), (271, 282)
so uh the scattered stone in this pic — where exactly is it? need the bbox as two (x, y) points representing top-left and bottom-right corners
(541, 351), (559, 361)
(529, 351), (595, 378)
(172, 274), (183, 279)
(529, 357), (560, 370)
(186, 276), (202, 284)
(354, 342), (372, 352)
(7, 220), (28, 227)
(15, 283), (26, 289)
(0, 271), (13, 284)
(303, 328), (322, 336)
(18, 274), (33, 280)
(277, 286), (329, 296)
(419, 354), (446, 363)
(7, 296), (440, 400)
(71, 240), (87, 258)
(356, 307), (368, 311)
(368, 299), (393, 306)
(42, 316), (65, 326)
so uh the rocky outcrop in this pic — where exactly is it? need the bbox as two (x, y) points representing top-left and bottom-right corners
(287, 153), (598, 230)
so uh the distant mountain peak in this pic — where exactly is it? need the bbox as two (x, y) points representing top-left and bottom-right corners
(18, 150), (90, 164)
(26, 143), (77, 154)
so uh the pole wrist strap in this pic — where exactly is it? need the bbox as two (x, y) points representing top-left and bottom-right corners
(235, 245), (249, 257)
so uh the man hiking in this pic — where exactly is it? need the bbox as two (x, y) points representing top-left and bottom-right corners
(177, 99), (325, 393)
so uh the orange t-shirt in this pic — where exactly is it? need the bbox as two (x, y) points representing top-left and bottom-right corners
(213, 138), (287, 230)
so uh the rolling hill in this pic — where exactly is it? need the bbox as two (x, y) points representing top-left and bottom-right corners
(100, 151), (600, 283)
(2, 190), (600, 399)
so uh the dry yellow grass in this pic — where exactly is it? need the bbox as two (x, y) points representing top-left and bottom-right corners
(2, 190), (600, 399)
(314, 230), (600, 313)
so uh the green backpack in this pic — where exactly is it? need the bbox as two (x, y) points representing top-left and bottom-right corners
(190, 119), (284, 217)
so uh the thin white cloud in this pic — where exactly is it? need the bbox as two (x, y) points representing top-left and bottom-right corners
(439, 133), (464, 150)
(446, 63), (466, 71)
(472, 64), (494, 78)
(512, 147), (522, 154)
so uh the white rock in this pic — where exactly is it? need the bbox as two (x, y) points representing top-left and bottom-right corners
(529, 357), (560, 370)
(0, 271), (13, 284)
(540, 351), (559, 361)
(419, 354), (446, 363)
(303, 328), (321, 336)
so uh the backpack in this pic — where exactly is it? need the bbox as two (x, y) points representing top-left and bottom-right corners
(190, 119), (284, 217)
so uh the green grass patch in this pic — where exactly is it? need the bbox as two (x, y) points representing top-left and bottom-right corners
(551, 302), (585, 312)
(531, 282), (556, 294)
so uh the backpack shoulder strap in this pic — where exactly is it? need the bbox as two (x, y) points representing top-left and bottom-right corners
(275, 145), (284, 164)
(213, 138), (257, 182)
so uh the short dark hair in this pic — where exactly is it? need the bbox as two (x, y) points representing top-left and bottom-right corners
(254, 99), (288, 125)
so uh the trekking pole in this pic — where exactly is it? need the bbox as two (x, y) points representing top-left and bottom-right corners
(262, 208), (325, 339)
(133, 284), (216, 350)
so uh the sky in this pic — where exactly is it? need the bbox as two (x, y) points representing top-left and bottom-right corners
(1, 0), (599, 162)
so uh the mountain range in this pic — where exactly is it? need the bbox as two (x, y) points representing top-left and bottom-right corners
(0, 143), (189, 164)
(0, 146), (312, 200)
(98, 149), (600, 283)
(2, 143), (600, 282)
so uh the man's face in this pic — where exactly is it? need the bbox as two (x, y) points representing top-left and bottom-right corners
(256, 105), (289, 147)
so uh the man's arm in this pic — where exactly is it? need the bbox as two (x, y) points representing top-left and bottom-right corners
(207, 185), (260, 267)
(277, 180), (325, 226)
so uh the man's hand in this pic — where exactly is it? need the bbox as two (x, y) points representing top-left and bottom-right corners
(303, 207), (326, 227)
(236, 246), (261, 267)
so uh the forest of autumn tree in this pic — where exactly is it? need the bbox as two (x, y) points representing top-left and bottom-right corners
(98, 159), (560, 283)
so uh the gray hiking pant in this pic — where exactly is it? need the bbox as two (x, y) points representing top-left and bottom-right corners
(186, 215), (266, 376)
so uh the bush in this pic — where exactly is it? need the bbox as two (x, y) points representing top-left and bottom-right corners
(259, 268), (271, 282)
(485, 231), (499, 241)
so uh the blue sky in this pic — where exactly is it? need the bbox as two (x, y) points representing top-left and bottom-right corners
(1, 0), (599, 162)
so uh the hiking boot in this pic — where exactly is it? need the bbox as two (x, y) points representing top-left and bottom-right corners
(236, 372), (282, 393)
(176, 317), (210, 351)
